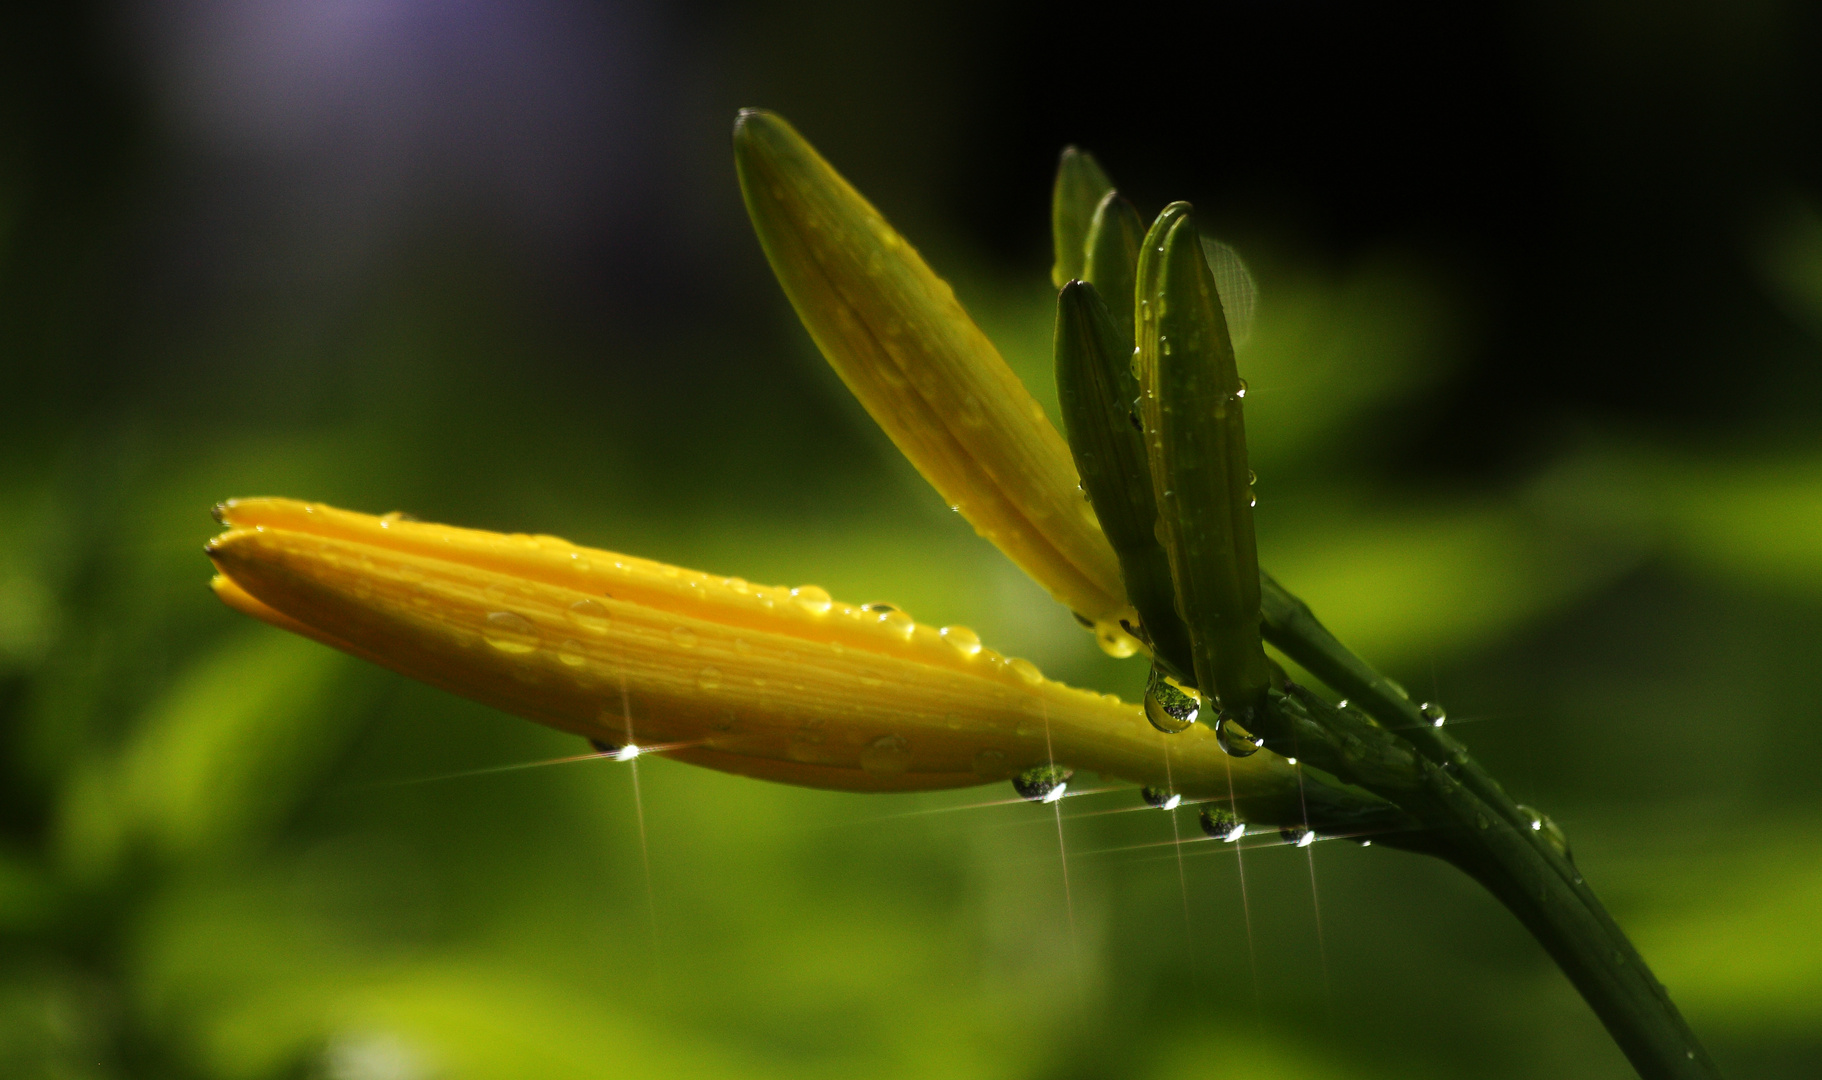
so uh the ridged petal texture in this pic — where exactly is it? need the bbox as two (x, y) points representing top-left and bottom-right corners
(207, 498), (1307, 809)
(733, 110), (1130, 626)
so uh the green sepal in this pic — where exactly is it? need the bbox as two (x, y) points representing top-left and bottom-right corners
(1050, 148), (1115, 289)
(1082, 192), (1145, 348)
(1135, 205), (1270, 714)
(1053, 280), (1195, 679)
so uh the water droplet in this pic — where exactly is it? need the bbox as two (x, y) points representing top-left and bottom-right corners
(1247, 469), (1257, 486)
(1214, 710), (1262, 757)
(1093, 618), (1142, 659)
(1541, 816), (1572, 860)
(971, 748), (1007, 777)
(791, 585), (833, 615)
(696, 666), (722, 691)
(859, 734), (911, 776)
(787, 724), (827, 761)
(1012, 763), (1073, 803)
(1234, 379), (1247, 399)
(483, 611), (539, 653)
(1161, 339), (1172, 355)
(1281, 824), (1315, 848)
(957, 395), (987, 427)
(877, 609), (916, 638)
(1008, 658), (1045, 685)
(1419, 701), (1447, 727)
(567, 598), (610, 634)
(1335, 698), (1349, 710)
(1140, 786), (1181, 810)
(558, 639), (588, 667)
(941, 625), (983, 656)
(614, 744), (641, 762)
(672, 626), (698, 648)
(1144, 668), (1200, 733)
(1199, 805), (1246, 842)
(1517, 804), (1573, 860)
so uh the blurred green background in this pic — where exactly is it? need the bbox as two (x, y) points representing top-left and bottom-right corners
(4, 1), (1821, 1077)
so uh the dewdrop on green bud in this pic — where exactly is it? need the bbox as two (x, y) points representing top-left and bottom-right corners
(1144, 667), (1200, 733)
(1214, 710), (1263, 757)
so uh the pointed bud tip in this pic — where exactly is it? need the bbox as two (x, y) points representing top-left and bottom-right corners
(732, 108), (793, 154)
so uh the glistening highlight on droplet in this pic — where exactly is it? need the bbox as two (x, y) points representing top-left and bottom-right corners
(1144, 667), (1200, 733)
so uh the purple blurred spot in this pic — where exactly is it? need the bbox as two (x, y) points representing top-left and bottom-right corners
(137, 0), (653, 277)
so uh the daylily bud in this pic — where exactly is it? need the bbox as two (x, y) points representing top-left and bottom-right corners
(1082, 191), (1146, 345)
(206, 498), (1361, 822)
(1050, 147), (1115, 289)
(1053, 281), (1193, 679)
(1135, 206), (1270, 714)
(733, 110), (1131, 628)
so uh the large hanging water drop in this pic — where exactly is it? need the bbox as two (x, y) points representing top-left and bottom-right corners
(1140, 785), (1181, 810)
(1214, 710), (1263, 757)
(1012, 763), (1073, 803)
(1144, 668), (1200, 733)
(1199, 805), (1245, 842)
(1419, 701), (1447, 727)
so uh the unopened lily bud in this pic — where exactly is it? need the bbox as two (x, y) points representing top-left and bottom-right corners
(1135, 206), (1270, 715)
(733, 110), (1131, 628)
(207, 498), (1351, 819)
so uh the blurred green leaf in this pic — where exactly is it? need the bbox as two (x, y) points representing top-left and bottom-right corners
(57, 631), (361, 879)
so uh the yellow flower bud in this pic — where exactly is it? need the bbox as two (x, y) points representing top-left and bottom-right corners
(206, 498), (1308, 812)
(733, 109), (1131, 627)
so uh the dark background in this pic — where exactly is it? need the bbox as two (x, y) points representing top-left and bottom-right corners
(4, 2), (1821, 1078)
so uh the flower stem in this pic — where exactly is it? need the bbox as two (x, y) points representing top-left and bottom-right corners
(1259, 574), (1721, 1080)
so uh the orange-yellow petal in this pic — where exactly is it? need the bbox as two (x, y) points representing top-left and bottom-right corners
(733, 110), (1131, 628)
(206, 498), (1320, 816)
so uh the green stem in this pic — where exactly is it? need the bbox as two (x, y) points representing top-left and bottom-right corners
(1258, 574), (1721, 1080)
